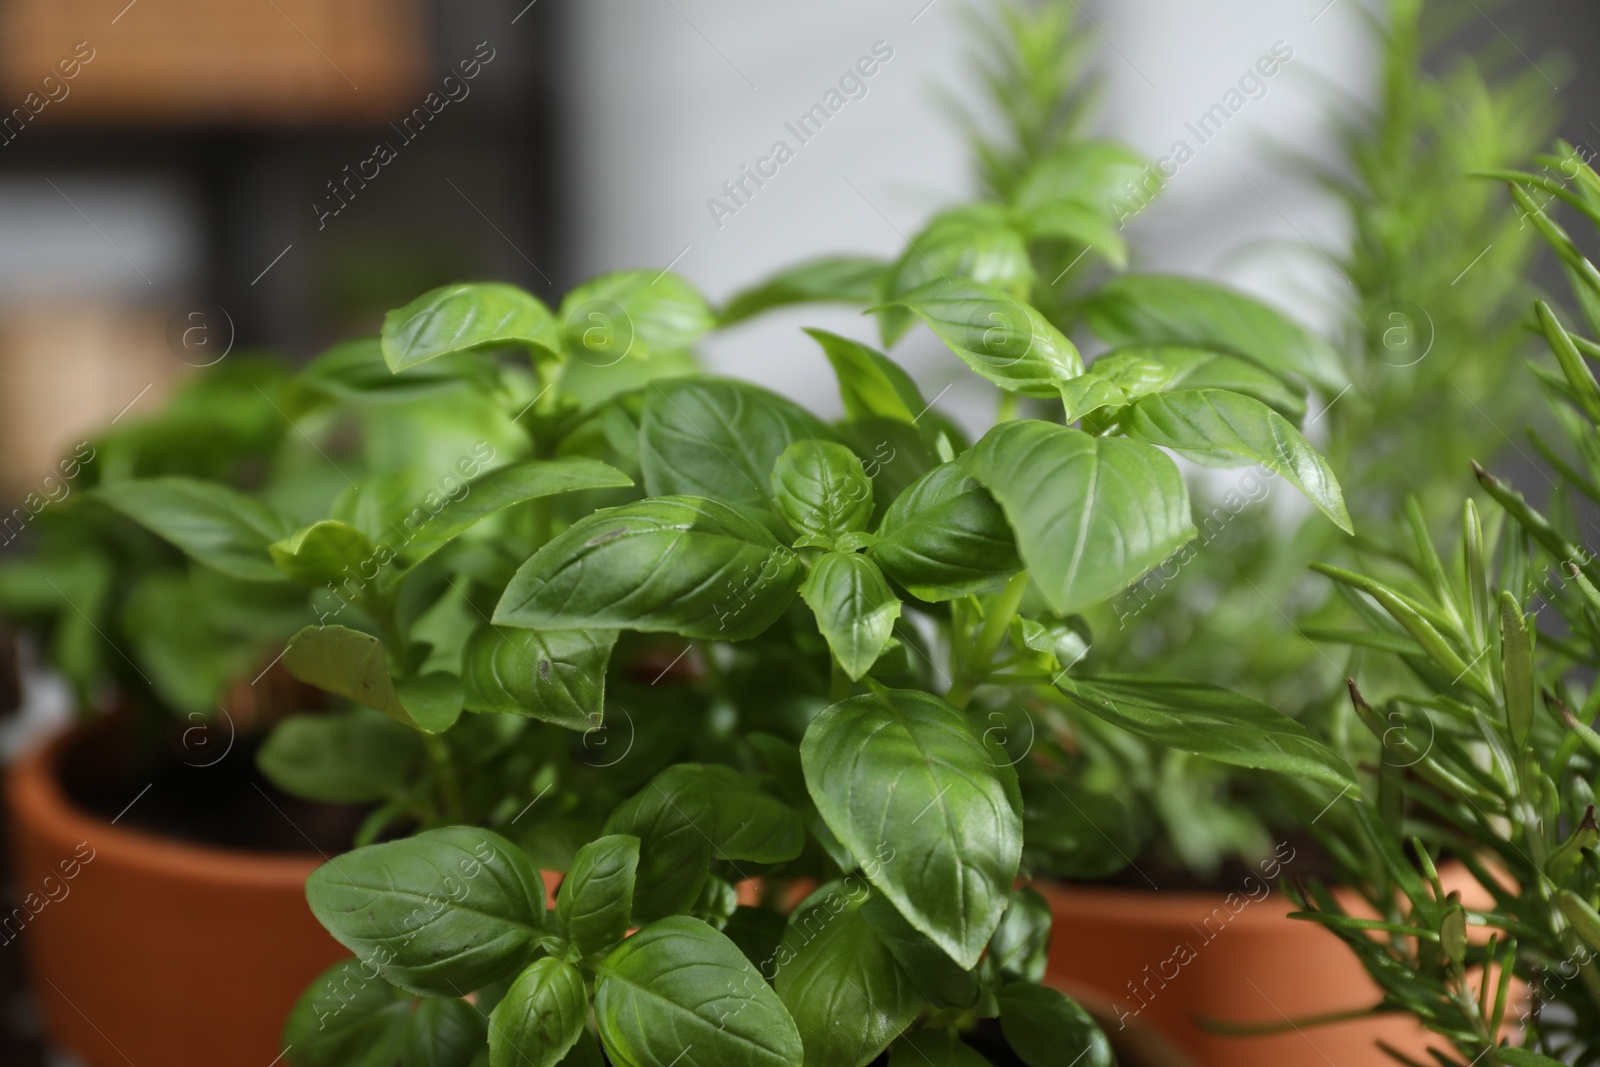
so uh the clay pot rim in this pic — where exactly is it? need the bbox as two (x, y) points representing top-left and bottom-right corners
(6, 722), (321, 889)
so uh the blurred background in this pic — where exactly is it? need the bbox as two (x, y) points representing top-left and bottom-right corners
(0, 0), (1592, 1061)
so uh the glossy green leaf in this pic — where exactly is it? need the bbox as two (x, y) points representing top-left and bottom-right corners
(960, 420), (1193, 614)
(488, 958), (588, 1067)
(556, 834), (640, 957)
(270, 520), (375, 585)
(1105, 346), (1307, 421)
(1082, 274), (1345, 390)
(859, 894), (979, 1009)
(885, 280), (1081, 397)
(989, 887), (1051, 984)
(382, 283), (559, 372)
(1055, 676), (1359, 793)
(721, 257), (888, 326)
(96, 477), (291, 582)
(594, 917), (803, 1067)
(801, 688), (1022, 968)
(295, 338), (494, 406)
(402, 997), (487, 1067)
(494, 496), (802, 641)
(559, 269), (715, 364)
(771, 440), (874, 545)
(774, 885), (922, 1067)
(871, 462), (1021, 602)
(461, 624), (616, 730)
(879, 205), (1036, 345)
(887, 1032), (992, 1067)
(1056, 373), (1131, 424)
(404, 458), (634, 562)
(1122, 389), (1352, 533)
(801, 553), (901, 681)
(804, 328), (927, 429)
(282, 624), (463, 734)
(305, 826), (546, 997)
(639, 378), (832, 533)
(996, 984), (1112, 1067)
(257, 710), (422, 804)
(282, 958), (410, 1067)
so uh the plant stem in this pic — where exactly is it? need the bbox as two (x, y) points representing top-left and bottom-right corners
(996, 390), (1019, 423)
(424, 733), (464, 820)
(947, 571), (1029, 709)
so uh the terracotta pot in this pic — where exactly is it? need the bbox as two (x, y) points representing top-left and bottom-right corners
(1040, 877), (1445, 1067)
(4, 723), (345, 1067)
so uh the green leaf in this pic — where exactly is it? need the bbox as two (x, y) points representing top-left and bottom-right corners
(493, 496), (803, 641)
(887, 1032), (992, 1067)
(1104, 346), (1307, 421)
(720, 257), (887, 326)
(1082, 274), (1345, 391)
(1056, 373), (1131, 424)
(559, 269), (715, 364)
(859, 894), (979, 1010)
(989, 888), (1051, 984)
(1011, 140), (1150, 220)
(801, 688), (1022, 968)
(283, 624), (463, 734)
(271, 520), (375, 584)
(1055, 676), (1359, 793)
(294, 338), (494, 406)
(489, 958), (588, 1067)
(1017, 199), (1127, 268)
(594, 917), (803, 1067)
(800, 553), (901, 681)
(604, 764), (805, 922)
(257, 710), (422, 803)
(404, 458), (634, 563)
(773, 885), (922, 1067)
(885, 280), (1081, 397)
(556, 834), (640, 957)
(305, 827), (546, 997)
(804, 328), (928, 427)
(282, 958), (410, 1067)
(382, 283), (559, 372)
(1499, 591), (1534, 749)
(771, 440), (875, 545)
(461, 625), (616, 730)
(960, 420), (1194, 614)
(871, 462), (1021, 602)
(96, 477), (291, 582)
(639, 378), (832, 534)
(402, 997), (487, 1067)
(1122, 389), (1352, 533)
(996, 984), (1112, 1067)
(879, 204), (1036, 345)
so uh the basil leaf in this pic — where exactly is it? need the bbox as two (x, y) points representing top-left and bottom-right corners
(604, 764), (805, 921)
(1106, 346), (1307, 421)
(801, 688), (1022, 968)
(295, 338), (493, 406)
(1083, 274), (1345, 391)
(960, 420), (1194, 614)
(282, 958), (410, 1067)
(1012, 140), (1150, 218)
(488, 958), (588, 1067)
(879, 204), (1035, 345)
(305, 827), (546, 997)
(859, 894), (979, 1010)
(773, 884), (922, 1067)
(886, 280), (1082, 397)
(721, 257), (888, 326)
(257, 710), (422, 803)
(556, 834), (640, 957)
(382, 283), (559, 372)
(1057, 373), (1131, 424)
(461, 624), (616, 730)
(405, 458), (635, 563)
(639, 378), (832, 534)
(594, 917), (803, 1067)
(996, 984), (1112, 1067)
(96, 476), (291, 582)
(871, 462), (1021, 602)
(283, 624), (463, 734)
(402, 997), (487, 1067)
(559, 269), (715, 364)
(989, 887), (1051, 984)
(804, 329), (944, 447)
(493, 496), (802, 641)
(1056, 675), (1359, 793)
(887, 1032), (993, 1067)
(800, 553), (901, 681)
(270, 520), (375, 584)
(1122, 389), (1352, 533)
(771, 440), (874, 545)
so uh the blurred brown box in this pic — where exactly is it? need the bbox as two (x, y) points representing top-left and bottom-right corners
(0, 0), (427, 126)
